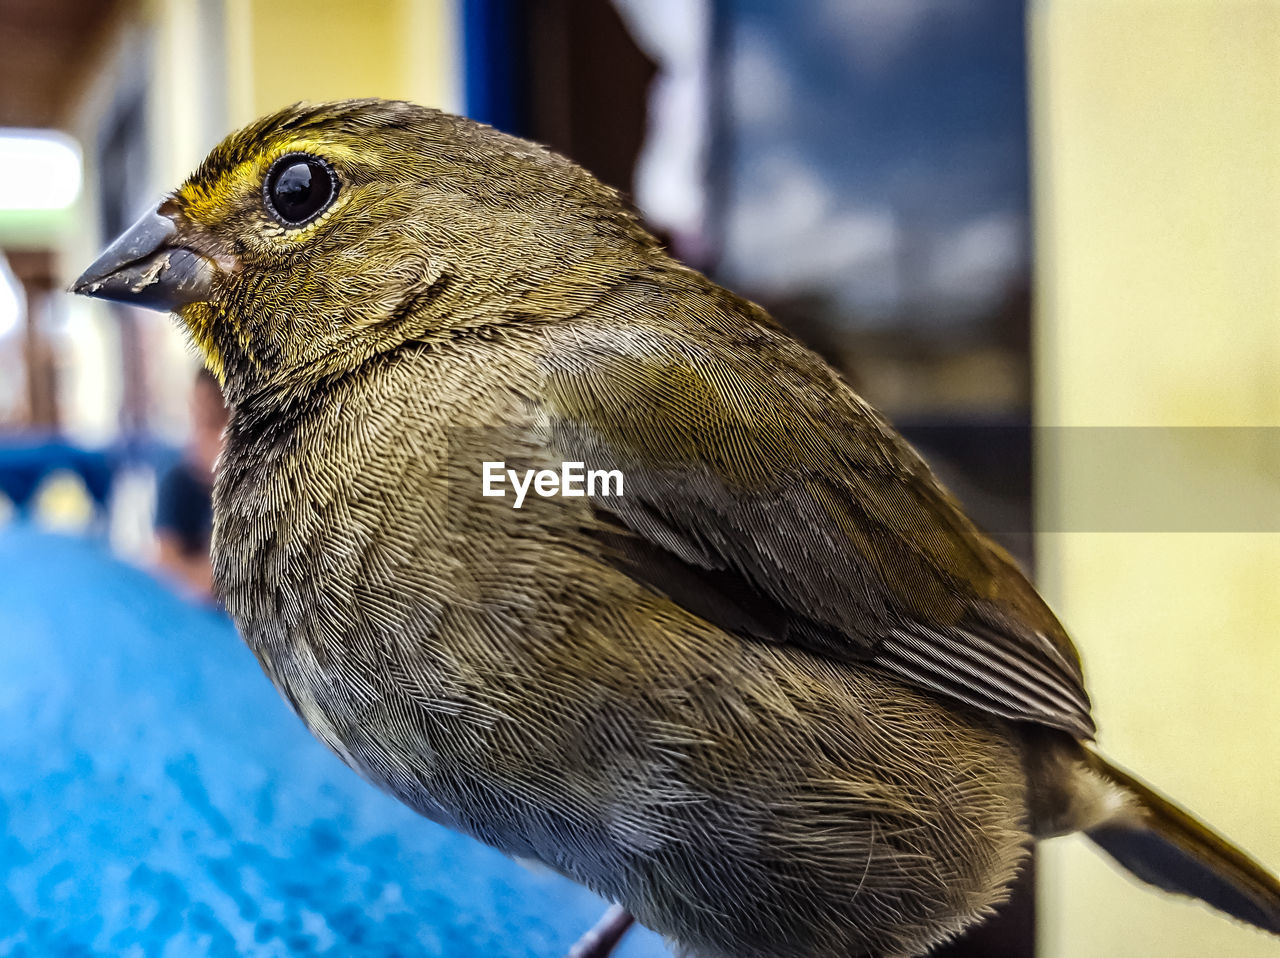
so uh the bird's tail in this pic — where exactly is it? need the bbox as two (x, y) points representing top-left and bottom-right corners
(1080, 748), (1280, 935)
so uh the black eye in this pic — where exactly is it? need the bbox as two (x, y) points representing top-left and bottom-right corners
(263, 153), (337, 227)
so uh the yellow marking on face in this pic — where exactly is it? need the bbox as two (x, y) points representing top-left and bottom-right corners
(179, 138), (375, 227)
(179, 303), (226, 381)
(177, 300), (263, 382)
(166, 133), (387, 373)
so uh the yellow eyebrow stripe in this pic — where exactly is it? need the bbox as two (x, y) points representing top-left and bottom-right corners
(179, 139), (374, 223)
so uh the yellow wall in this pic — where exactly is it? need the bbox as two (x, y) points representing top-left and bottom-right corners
(141, 0), (459, 185)
(225, 0), (459, 127)
(1031, 2), (1280, 956)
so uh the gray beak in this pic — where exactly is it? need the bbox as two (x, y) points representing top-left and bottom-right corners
(72, 207), (215, 312)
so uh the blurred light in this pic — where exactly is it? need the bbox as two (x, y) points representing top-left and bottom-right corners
(0, 130), (82, 210)
(0, 252), (24, 338)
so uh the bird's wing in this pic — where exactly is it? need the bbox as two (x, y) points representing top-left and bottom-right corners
(539, 314), (1095, 739)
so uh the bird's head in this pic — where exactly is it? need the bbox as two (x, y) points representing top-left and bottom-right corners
(74, 99), (658, 400)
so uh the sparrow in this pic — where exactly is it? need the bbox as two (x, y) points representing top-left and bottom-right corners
(74, 99), (1280, 958)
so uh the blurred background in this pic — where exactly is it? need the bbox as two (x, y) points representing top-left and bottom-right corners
(0, 1), (1276, 956)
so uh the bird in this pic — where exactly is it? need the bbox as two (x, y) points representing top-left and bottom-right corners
(74, 99), (1280, 958)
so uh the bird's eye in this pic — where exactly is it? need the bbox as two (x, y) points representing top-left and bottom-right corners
(263, 153), (337, 227)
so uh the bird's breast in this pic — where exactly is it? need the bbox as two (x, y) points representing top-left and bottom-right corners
(209, 340), (586, 828)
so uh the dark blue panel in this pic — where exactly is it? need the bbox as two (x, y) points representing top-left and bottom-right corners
(462, 0), (529, 135)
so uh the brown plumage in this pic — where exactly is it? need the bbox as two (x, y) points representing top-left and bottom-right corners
(74, 99), (1280, 958)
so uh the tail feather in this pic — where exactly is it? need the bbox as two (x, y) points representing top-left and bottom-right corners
(1082, 750), (1280, 935)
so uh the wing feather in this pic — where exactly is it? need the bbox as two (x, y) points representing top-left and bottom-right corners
(538, 293), (1095, 739)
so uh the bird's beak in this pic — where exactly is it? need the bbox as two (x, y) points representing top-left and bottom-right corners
(72, 206), (216, 312)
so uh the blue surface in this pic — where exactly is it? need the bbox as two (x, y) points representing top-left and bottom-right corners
(0, 528), (672, 957)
